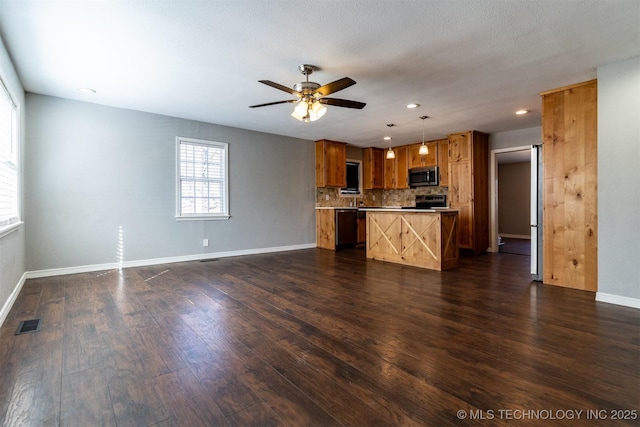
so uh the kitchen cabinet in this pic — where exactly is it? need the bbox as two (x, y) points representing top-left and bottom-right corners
(541, 79), (597, 291)
(315, 139), (346, 187)
(438, 139), (449, 186)
(362, 147), (384, 189)
(409, 141), (438, 168)
(447, 130), (488, 253)
(384, 146), (409, 189)
(365, 209), (459, 271)
(316, 207), (358, 250)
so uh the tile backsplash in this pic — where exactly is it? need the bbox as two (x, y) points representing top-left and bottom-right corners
(316, 186), (448, 207)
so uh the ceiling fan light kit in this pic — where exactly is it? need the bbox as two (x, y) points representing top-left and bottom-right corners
(250, 64), (365, 122)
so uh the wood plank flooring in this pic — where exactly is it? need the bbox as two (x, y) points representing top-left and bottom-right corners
(0, 248), (638, 426)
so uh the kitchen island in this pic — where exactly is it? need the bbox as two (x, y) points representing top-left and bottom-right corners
(361, 208), (459, 271)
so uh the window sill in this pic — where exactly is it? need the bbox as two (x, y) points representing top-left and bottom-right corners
(176, 215), (231, 221)
(0, 221), (23, 239)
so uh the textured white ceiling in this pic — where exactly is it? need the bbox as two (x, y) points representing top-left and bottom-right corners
(1, 0), (638, 147)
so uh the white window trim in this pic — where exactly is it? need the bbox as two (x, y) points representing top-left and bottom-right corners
(0, 77), (20, 238)
(175, 136), (230, 220)
(0, 221), (23, 239)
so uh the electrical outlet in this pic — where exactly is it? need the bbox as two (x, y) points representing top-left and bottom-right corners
(203, 238), (209, 247)
(325, 194), (330, 201)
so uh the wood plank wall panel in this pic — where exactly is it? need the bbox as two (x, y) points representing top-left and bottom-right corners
(541, 80), (598, 291)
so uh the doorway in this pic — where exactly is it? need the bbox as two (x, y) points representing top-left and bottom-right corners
(489, 146), (532, 256)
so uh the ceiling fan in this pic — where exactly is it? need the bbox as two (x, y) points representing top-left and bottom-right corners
(249, 64), (366, 122)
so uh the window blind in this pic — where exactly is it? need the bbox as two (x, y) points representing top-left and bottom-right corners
(177, 138), (228, 218)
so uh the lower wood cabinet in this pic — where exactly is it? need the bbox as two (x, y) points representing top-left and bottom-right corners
(316, 208), (358, 250)
(366, 210), (459, 271)
(316, 208), (336, 249)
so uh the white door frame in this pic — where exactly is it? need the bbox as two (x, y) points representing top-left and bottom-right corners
(488, 145), (531, 253)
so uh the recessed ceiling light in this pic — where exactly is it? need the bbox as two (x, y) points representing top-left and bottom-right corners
(406, 103), (420, 109)
(384, 136), (392, 140)
(77, 87), (96, 94)
(515, 109), (529, 115)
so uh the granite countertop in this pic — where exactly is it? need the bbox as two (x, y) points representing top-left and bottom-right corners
(359, 207), (458, 213)
(315, 206), (458, 213)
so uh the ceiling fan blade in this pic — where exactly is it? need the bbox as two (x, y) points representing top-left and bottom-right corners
(249, 99), (298, 108)
(314, 77), (356, 96)
(258, 80), (299, 95)
(319, 97), (366, 109)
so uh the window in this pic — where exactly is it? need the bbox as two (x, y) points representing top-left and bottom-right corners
(0, 79), (19, 231)
(176, 137), (229, 219)
(340, 160), (361, 195)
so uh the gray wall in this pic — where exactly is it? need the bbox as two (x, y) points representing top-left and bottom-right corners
(489, 126), (541, 151)
(597, 56), (640, 301)
(0, 36), (25, 323)
(25, 94), (316, 271)
(497, 162), (530, 236)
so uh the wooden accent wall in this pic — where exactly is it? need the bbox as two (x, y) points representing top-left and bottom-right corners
(541, 79), (597, 291)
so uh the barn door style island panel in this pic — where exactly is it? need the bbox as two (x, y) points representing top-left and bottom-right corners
(362, 208), (459, 271)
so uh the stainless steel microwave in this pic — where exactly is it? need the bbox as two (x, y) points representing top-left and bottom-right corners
(408, 166), (439, 187)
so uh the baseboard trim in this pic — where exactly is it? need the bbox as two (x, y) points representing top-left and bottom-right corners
(499, 234), (531, 240)
(0, 272), (27, 327)
(25, 243), (317, 279)
(596, 292), (640, 310)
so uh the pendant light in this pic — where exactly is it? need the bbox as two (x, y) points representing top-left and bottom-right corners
(386, 124), (395, 159)
(418, 116), (429, 156)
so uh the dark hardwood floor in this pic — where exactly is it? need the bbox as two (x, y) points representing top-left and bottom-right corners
(1, 248), (638, 426)
(498, 237), (531, 256)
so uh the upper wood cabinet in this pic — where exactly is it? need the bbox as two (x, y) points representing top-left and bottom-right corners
(448, 133), (472, 162)
(447, 130), (488, 253)
(438, 139), (449, 186)
(409, 141), (438, 168)
(541, 80), (597, 292)
(315, 139), (346, 187)
(384, 146), (409, 189)
(363, 147), (385, 189)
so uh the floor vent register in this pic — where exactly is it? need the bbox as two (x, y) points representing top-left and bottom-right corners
(15, 318), (41, 335)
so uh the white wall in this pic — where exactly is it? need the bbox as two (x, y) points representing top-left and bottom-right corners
(597, 56), (640, 306)
(0, 35), (26, 325)
(25, 94), (316, 272)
